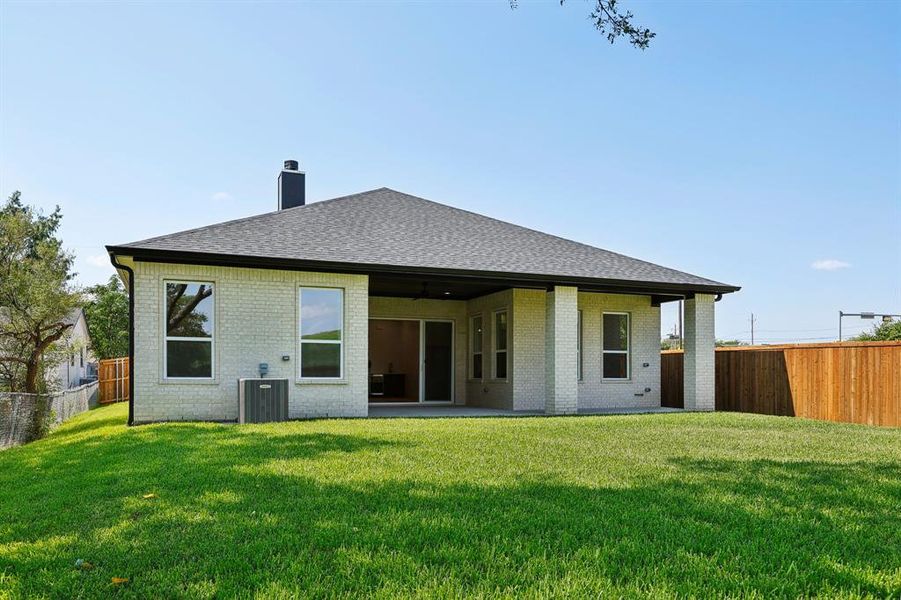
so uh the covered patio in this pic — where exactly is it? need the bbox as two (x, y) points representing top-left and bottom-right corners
(368, 267), (721, 415)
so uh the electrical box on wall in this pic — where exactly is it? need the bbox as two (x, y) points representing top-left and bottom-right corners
(238, 378), (288, 424)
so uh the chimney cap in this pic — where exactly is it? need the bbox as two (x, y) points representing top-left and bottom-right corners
(284, 159), (299, 171)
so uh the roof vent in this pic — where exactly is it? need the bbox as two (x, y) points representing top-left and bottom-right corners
(278, 160), (305, 210)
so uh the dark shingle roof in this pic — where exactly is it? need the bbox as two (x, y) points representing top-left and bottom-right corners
(110, 188), (738, 293)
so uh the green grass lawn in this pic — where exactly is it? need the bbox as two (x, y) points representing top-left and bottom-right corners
(1, 405), (899, 599)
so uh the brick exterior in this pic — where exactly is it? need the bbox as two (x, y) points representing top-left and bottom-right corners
(545, 286), (579, 414)
(576, 292), (662, 409)
(131, 261), (368, 423)
(683, 294), (716, 411)
(512, 288), (546, 411)
(129, 259), (681, 419)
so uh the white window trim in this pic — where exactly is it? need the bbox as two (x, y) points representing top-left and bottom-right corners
(163, 280), (215, 380)
(492, 309), (508, 380)
(577, 309), (583, 381)
(602, 311), (630, 381)
(470, 314), (484, 381)
(298, 286), (345, 381)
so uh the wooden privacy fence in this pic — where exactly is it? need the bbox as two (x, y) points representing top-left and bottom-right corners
(660, 351), (683, 409)
(661, 341), (901, 427)
(98, 357), (129, 404)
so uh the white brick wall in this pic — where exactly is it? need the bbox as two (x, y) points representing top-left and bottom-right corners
(545, 286), (579, 414)
(368, 297), (468, 405)
(464, 289), (514, 409)
(132, 262), (368, 423)
(130, 261), (672, 420)
(577, 292), (662, 410)
(512, 288), (545, 411)
(683, 294), (715, 411)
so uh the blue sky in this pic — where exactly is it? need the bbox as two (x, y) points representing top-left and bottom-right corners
(1, 1), (898, 343)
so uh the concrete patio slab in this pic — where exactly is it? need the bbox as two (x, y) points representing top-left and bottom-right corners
(367, 404), (683, 418)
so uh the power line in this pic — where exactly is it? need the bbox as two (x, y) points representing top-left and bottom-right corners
(720, 324), (870, 339)
(731, 333), (876, 343)
(755, 327), (845, 333)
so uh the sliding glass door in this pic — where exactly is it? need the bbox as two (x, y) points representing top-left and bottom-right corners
(368, 319), (454, 403)
(423, 321), (453, 402)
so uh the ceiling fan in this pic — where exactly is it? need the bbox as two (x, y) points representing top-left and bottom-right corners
(413, 281), (430, 301)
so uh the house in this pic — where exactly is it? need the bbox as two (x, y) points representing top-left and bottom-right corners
(106, 161), (739, 424)
(53, 308), (96, 390)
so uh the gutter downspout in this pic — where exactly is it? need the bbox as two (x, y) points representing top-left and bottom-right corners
(108, 252), (135, 426)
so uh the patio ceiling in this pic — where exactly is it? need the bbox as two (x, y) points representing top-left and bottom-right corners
(368, 272), (692, 304)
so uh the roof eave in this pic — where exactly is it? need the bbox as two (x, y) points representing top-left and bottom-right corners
(105, 246), (741, 296)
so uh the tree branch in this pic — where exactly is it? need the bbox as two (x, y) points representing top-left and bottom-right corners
(33, 323), (72, 356)
(0, 355), (29, 365)
(166, 283), (187, 321)
(167, 285), (212, 332)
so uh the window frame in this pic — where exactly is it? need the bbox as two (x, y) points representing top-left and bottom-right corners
(577, 309), (583, 381)
(492, 309), (508, 380)
(163, 280), (215, 381)
(298, 286), (345, 381)
(601, 311), (630, 381)
(470, 314), (484, 381)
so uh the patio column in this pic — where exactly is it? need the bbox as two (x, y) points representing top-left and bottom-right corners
(683, 294), (716, 411)
(545, 285), (579, 415)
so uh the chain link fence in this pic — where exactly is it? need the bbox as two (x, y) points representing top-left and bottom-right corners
(0, 381), (99, 449)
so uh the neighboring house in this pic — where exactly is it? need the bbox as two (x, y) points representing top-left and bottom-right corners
(53, 308), (96, 390)
(106, 161), (739, 424)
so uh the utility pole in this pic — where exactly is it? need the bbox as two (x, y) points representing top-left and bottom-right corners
(750, 313), (756, 345)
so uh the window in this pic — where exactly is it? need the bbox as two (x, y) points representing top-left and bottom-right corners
(493, 309), (508, 379)
(80, 348), (84, 368)
(165, 282), (214, 378)
(299, 287), (343, 379)
(470, 315), (483, 379)
(602, 312), (629, 380)
(577, 310), (583, 381)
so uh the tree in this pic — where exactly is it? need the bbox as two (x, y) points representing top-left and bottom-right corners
(0, 192), (81, 393)
(511, 0), (655, 49)
(83, 275), (129, 359)
(852, 320), (901, 342)
(716, 339), (748, 348)
(661, 336), (680, 351)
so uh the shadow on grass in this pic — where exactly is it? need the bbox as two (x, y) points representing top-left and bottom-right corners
(0, 413), (898, 598)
